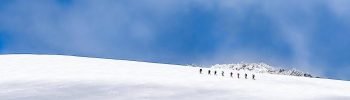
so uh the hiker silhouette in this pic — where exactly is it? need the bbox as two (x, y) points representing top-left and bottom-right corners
(252, 74), (256, 80)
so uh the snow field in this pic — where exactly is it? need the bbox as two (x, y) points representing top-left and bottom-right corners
(0, 54), (350, 100)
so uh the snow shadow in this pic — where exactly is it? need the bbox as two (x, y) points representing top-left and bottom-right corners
(0, 81), (236, 100)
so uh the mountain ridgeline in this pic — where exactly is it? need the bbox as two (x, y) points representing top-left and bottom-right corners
(208, 63), (315, 78)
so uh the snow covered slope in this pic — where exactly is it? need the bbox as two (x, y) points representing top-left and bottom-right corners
(0, 54), (349, 100)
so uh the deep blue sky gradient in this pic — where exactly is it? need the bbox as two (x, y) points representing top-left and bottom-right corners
(1, 0), (350, 80)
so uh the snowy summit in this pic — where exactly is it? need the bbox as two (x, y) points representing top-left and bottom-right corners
(0, 54), (350, 100)
(211, 63), (314, 78)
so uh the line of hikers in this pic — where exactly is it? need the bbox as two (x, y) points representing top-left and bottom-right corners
(199, 68), (255, 80)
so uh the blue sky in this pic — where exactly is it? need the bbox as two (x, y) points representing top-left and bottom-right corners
(1, 0), (350, 80)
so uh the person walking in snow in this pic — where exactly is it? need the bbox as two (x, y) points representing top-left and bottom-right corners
(214, 71), (217, 75)
(230, 72), (233, 77)
(252, 74), (255, 80)
(199, 69), (203, 74)
(221, 71), (224, 76)
(245, 73), (248, 79)
(208, 70), (211, 75)
(237, 73), (240, 79)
